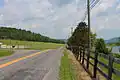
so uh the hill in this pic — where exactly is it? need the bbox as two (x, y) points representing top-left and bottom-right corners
(105, 37), (120, 44)
(0, 27), (64, 44)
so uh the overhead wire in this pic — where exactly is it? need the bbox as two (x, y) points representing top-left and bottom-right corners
(82, 0), (101, 21)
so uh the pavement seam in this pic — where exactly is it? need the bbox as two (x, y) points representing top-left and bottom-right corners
(42, 68), (52, 80)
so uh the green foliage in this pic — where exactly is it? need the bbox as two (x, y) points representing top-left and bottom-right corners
(95, 38), (109, 54)
(114, 42), (120, 46)
(0, 27), (65, 44)
(107, 40), (120, 47)
(90, 33), (97, 48)
(113, 53), (120, 58)
(67, 22), (96, 57)
(67, 22), (88, 47)
(67, 22), (87, 57)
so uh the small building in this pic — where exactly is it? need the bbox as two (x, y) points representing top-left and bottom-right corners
(112, 46), (120, 54)
(0, 42), (3, 48)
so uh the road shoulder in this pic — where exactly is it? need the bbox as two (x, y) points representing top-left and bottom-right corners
(68, 50), (92, 80)
(59, 49), (92, 80)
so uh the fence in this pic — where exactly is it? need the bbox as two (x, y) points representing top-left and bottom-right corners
(68, 46), (120, 80)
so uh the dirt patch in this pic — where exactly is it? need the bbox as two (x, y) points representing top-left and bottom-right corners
(67, 50), (92, 80)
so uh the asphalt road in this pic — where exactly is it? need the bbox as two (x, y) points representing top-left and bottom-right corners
(0, 48), (63, 80)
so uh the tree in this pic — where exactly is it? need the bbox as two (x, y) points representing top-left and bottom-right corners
(95, 38), (109, 54)
(70, 22), (88, 46)
(67, 22), (88, 58)
(90, 33), (97, 50)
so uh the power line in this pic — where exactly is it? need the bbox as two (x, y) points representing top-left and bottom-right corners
(90, 0), (100, 9)
(82, 0), (100, 21)
(90, 0), (96, 5)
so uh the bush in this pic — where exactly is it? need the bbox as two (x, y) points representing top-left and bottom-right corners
(96, 38), (109, 54)
(113, 53), (120, 58)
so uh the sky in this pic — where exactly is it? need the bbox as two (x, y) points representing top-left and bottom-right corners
(0, 0), (120, 40)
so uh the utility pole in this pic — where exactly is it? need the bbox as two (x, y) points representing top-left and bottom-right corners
(86, 0), (91, 69)
(70, 27), (73, 52)
(10, 31), (12, 52)
(71, 27), (73, 36)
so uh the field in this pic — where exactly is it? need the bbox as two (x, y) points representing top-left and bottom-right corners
(0, 50), (13, 57)
(0, 39), (64, 50)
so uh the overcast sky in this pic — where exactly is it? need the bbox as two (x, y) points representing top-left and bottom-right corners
(0, 0), (120, 40)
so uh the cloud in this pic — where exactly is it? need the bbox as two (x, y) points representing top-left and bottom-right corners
(0, 0), (87, 39)
(0, 0), (120, 39)
(90, 0), (120, 39)
(117, 4), (120, 10)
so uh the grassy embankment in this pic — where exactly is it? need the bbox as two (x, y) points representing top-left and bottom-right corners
(0, 39), (64, 57)
(59, 49), (76, 80)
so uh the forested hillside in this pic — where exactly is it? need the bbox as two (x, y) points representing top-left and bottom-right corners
(105, 37), (120, 44)
(0, 27), (65, 44)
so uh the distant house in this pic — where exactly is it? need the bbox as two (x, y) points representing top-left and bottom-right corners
(112, 46), (120, 54)
(0, 42), (3, 48)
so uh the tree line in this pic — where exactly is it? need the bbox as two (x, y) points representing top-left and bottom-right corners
(0, 27), (65, 44)
(67, 22), (111, 58)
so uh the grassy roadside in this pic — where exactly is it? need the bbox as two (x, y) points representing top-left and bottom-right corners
(0, 50), (13, 57)
(59, 49), (76, 80)
(0, 39), (64, 50)
(59, 49), (92, 80)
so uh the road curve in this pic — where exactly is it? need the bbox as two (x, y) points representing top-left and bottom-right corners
(0, 48), (63, 80)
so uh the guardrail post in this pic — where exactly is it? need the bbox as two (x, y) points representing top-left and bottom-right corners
(77, 46), (79, 60)
(108, 54), (114, 80)
(79, 46), (82, 62)
(82, 46), (85, 64)
(86, 47), (90, 69)
(71, 46), (73, 52)
(93, 50), (98, 79)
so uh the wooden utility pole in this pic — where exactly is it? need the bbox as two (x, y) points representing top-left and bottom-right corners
(71, 27), (73, 36)
(86, 0), (91, 69)
(10, 32), (12, 52)
(70, 27), (73, 52)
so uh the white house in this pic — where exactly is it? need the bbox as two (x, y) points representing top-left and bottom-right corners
(112, 46), (120, 54)
(0, 42), (3, 48)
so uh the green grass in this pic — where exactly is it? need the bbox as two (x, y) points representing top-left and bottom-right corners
(0, 50), (13, 57)
(106, 43), (117, 47)
(59, 49), (76, 80)
(90, 53), (120, 80)
(0, 39), (64, 50)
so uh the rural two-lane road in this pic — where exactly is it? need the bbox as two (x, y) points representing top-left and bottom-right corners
(0, 48), (63, 80)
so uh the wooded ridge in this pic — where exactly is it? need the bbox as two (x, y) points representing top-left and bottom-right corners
(0, 27), (65, 44)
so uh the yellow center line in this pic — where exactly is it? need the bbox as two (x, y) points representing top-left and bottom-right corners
(0, 50), (50, 69)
